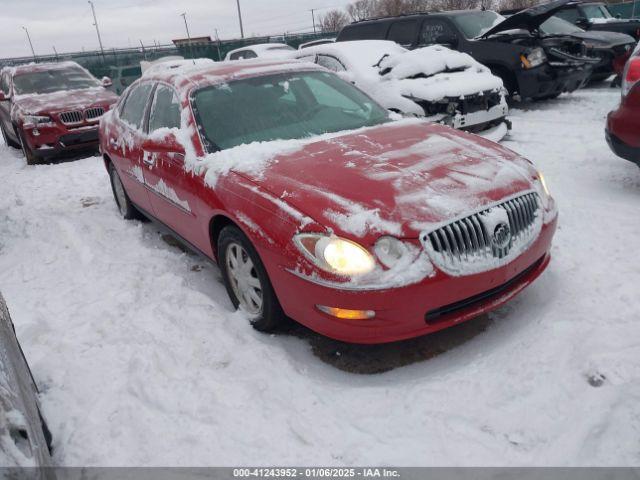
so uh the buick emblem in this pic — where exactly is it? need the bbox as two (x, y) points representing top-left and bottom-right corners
(492, 222), (512, 250)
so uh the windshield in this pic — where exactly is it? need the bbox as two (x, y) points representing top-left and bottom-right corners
(582, 4), (613, 19)
(13, 65), (100, 95)
(541, 16), (584, 34)
(192, 71), (390, 151)
(452, 11), (506, 38)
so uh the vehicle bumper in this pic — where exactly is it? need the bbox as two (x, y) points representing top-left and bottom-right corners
(449, 102), (509, 130)
(22, 124), (100, 158)
(516, 63), (591, 100)
(605, 128), (640, 166)
(267, 215), (557, 344)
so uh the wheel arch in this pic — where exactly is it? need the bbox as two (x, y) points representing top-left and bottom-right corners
(209, 214), (241, 263)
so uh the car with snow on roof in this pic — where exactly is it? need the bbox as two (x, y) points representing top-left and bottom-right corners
(336, 0), (598, 101)
(99, 59), (558, 344)
(295, 40), (510, 141)
(0, 61), (118, 164)
(224, 43), (295, 61)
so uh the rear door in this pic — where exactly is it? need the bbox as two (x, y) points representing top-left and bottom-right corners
(142, 84), (205, 250)
(107, 82), (155, 213)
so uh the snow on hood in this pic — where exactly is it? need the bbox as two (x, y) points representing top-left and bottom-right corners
(186, 119), (536, 242)
(13, 87), (118, 116)
(378, 45), (504, 101)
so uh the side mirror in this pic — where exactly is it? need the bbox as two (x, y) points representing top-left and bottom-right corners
(142, 132), (185, 156)
(435, 34), (459, 48)
(576, 17), (590, 27)
(101, 76), (113, 88)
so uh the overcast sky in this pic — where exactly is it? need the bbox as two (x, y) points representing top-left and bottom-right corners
(0, 0), (351, 59)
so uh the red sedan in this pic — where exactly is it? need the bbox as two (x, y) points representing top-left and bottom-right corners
(99, 60), (558, 344)
(0, 61), (118, 164)
(607, 49), (640, 166)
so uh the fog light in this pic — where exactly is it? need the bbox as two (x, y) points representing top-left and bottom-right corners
(316, 305), (375, 320)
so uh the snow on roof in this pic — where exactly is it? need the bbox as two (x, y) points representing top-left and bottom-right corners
(225, 43), (296, 60)
(141, 58), (216, 78)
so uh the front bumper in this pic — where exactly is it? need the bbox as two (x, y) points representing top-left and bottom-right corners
(267, 215), (557, 344)
(516, 63), (592, 100)
(22, 124), (100, 158)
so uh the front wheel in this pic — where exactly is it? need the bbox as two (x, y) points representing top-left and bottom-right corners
(108, 163), (139, 220)
(18, 129), (40, 165)
(1, 123), (20, 149)
(218, 226), (285, 332)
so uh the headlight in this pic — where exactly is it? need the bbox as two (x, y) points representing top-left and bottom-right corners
(538, 171), (551, 197)
(294, 234), (375, 276)
(374, 236), (407, 269)
(22, 115), (53, 128)
(521, 48), (547, 69)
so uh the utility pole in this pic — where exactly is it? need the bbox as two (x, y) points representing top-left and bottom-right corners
(214, 28), (222, 61)
(53, 46), (59, 61)
(310, 9), (317, 34)
(236, 0), (244, 39)
(88, 1), (105, 56)
(180, 12), (191, 40)
(22, 27), (36, 61)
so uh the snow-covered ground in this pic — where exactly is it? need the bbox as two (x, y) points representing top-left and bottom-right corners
(0, 85), (639, 466)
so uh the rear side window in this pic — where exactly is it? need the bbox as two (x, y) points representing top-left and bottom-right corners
(338, 23), (388, 41)
(148, 85), (181, 132)
(316, 55), (346, 72)
(120, 83), (153, 130)
(0, 73), (10, 94)
(230, 50), (257, 60)
(387, 20), (420, 46)
(420, 19), (456, 45)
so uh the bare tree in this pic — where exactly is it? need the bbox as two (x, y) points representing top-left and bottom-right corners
(497, 0), (537, 10)
(318, 9), (351, 32)
(346, 0), (379, 20)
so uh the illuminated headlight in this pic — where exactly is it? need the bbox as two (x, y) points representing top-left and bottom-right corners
(521, 48), (547, 69)
(538, 171), (551, 197)
(294, 234), (375, 276)
(23, 115), (53, 128)
(374, 236), (407, 269)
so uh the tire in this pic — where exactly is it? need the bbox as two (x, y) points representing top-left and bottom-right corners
(0, 123), (20, 149)
(108, 163), (139, 220)
(18, 129), (40, 165)
(218, 225), (285, 332)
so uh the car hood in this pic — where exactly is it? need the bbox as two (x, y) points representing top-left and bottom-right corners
(13, 87), (118, 116)
(233, 120), (538, 242)
(483, 0), (576, 37)
(568, 29), (635, 46)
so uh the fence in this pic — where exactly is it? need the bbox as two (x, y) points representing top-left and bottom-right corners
(0, 31), (336, 81)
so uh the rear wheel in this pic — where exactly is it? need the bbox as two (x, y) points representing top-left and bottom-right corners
(218, 225), (285, 332)
(0, 123), (20, 149)
(18, 129), (40, 165)
(108, 163), (139, 220)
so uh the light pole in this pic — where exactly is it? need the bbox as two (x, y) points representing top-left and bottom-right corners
(236, 0), (244, 39)
(22, 27), (36, 61)
(88, 1), (105, 56)
(180, 12), (191, 40)
(310, 9), (317, 34)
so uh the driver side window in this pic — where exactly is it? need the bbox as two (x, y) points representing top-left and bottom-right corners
(0, 73), (10, 95)
(420, 19), (456, 46)
(148, 85), (181, 133)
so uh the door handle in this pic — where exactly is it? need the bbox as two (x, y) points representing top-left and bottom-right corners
(142, 151), (156, 166)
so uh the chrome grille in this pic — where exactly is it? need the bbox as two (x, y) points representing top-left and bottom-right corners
(85, 107), (105, 121)
(421, 191), (541, 276)
(59, 110), (83, 125)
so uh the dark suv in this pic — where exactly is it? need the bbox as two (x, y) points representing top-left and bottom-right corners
(555, 2), (640, 40)
(336, 0), (596, 101)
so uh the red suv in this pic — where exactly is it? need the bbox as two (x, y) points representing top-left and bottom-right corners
(606, 49), (640, 166)
(100, 60), (558, 344)
(0, 61), (118, 164)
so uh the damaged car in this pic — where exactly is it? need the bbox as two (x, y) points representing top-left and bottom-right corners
(554, 1), (640, 40)
(295, 40), (510, 141)
(336, 0), (597, 101)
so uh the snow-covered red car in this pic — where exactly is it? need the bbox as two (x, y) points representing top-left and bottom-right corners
(295, 40), (510, 141)
(224, 43), (295, 61)
(99, 60), (557, 344)
(0, 61), (118, 164)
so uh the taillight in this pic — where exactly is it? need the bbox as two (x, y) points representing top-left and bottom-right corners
(622, 55), (640, 97)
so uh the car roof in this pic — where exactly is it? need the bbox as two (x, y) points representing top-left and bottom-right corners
(295, 40), (405, 71)
(138, 58), (323, 96)
(226, 43), (293, 55)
